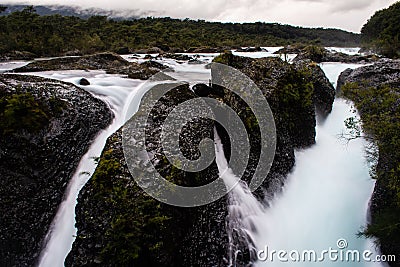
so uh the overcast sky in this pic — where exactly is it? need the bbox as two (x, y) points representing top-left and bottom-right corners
(1, 0), (398, 32)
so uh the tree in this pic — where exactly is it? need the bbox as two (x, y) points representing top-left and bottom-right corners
(361, 1), (400, 58)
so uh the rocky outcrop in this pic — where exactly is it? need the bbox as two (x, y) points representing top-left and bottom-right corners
(293, 46), (380, 63)
(79, 78), (90, 86)
(0, 50), (37, 61)
(0, 74), (113, 266)
(274, 46), (303, 55)
(337, 60), (400, 91)
(66, 84), (229, 267)
(235, 47), (265, 52)
(294, 60), (335, 115)
(12, 52), (169, 80)
(163, 53), (194, 61)
(214, 52), (335, 148)
(67, 53), (334, 267)
(339, 60), (400, 267)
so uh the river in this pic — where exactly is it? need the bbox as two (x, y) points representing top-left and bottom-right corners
(7, 49), (384, 266)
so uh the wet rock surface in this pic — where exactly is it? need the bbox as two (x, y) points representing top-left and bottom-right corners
(337, 60), (400, 91)
(67, 53), (334, 266)
(338, 60), (400, 267)
(293, 46), (380, 63)
(0, 50), (37, 61)
(0, 74), (113, 266)
(11, 52), (169, 80)
(66, 84), (229, 267)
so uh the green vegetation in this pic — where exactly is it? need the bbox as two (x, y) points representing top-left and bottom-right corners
(0, 91), (64, 135)
(91, 148), (173, 265)
(342, 82), (400, 251)
(302, 45), (327, 62)
(275, 67), (315, 146)
(0, 6), (359, 57)
(361, 1), (400, 58)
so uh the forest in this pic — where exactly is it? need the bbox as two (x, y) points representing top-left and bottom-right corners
(0, 6), (360, 57)
(361, 1), (400, 58)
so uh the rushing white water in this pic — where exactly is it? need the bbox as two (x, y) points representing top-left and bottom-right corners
(19, 49), (381, 266)
(35, 70), (146, 267)
(0, 60), (30, 73)
(213, 62), (387, 266)
(253, 98), (383, 266)
(214, 129), (264, 266)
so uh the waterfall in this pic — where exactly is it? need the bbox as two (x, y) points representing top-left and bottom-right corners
(214, 129), (265, 266)
(36, 70), (146, 267)
(214, 63), (387, 267)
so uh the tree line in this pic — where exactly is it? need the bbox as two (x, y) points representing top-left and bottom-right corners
(361, 1), (400, 58)
(0, 6), (360, 57)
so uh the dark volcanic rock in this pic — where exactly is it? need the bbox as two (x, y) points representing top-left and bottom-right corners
(0, 50), (37, 61)
(193, 83), (211, 97)
(66, 84), (228, 267)
(0, 74), (113, 267)
(12, 52), (169, 80)
(213, 52), (324, 149)
(336, 68), (353, 92)
(338, 60), (400, 266)
(274, 46), (303, 55)
(293, 46), (380, 63)
(79, 78), (90, 86)
(163, 53), (194, 61)
(337, 60), (400, 91)
(294, 60), (335, 115)
(236, 47), (264, 52)
(67, 53), (329, 267)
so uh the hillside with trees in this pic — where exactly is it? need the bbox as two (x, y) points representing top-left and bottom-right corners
(361, 1), (400, 58)
(0, 5), (360, 58)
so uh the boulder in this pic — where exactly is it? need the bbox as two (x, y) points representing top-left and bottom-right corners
(337, 59), (400, 91)
(274, 45), (303, 54)
(192, 83), (211, 97)
(293, 46), (381, 63)
(11, 52), (169, 80)
(79, 78), (90, 86)
(66, 84), (229, 267)
(0, 74), (113, 267)
(114, 47), (131, 55)
(294, 60), (335, 115)
(235, 47), (263, 52)
(0, 50), (36, 61)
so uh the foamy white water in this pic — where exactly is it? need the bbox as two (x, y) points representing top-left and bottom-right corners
(212, 61), (386, 266)
(214, 129), (264, 266)
(22, 50), (383, 266)
(0, 60), (30, 73)
(36, 71), (146, 267)
(251, 64), (385, 266)
(36, 63), (212, 266)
